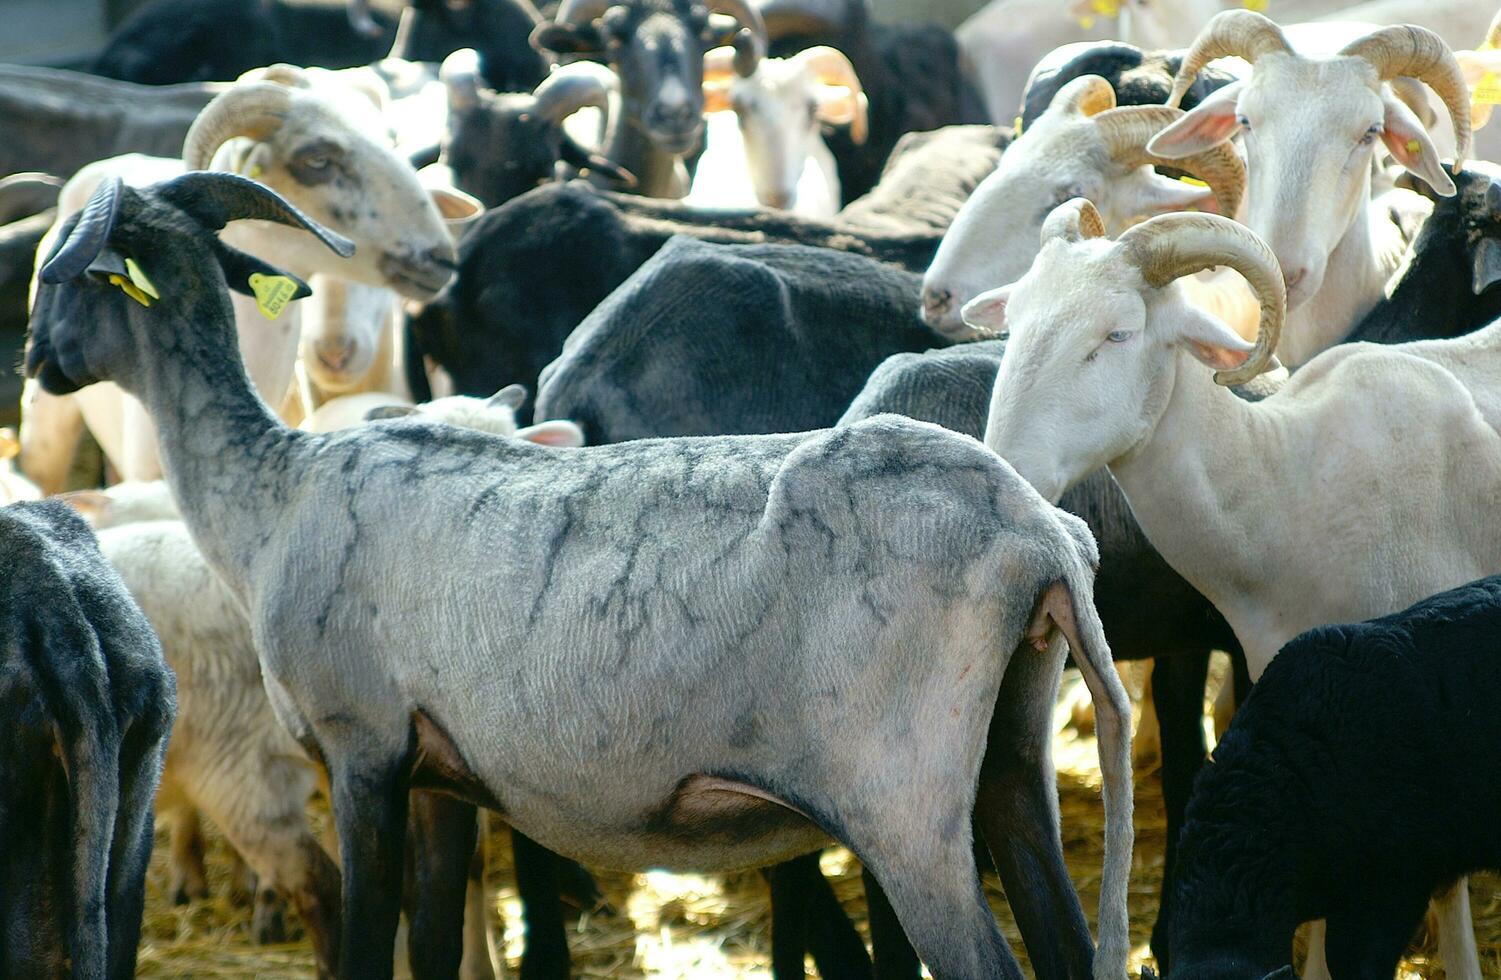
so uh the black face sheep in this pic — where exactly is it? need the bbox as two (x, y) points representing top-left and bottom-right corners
(0, 499), (174, 979)
(1168, 575), (1501, 980)
(533, 235), (944, 444)
(25, 170), (1134, 980)
(405, 180), (942, 413)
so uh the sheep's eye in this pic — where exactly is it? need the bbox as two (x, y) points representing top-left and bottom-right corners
(1360, 125), (1382, 145)
(1106, 329), (1133, 343)
(1235, 114), (1250, 129)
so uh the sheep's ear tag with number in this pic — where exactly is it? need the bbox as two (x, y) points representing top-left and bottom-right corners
(249, 272), (298, 320)
(1241, 0), (1267, 11)
(1474, 71), (1501, 107)
(1067, 0), (1117, 29)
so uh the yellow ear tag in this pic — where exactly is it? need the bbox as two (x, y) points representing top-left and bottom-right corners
(1177, 175), (1209, 187)
(1013, 115), (1023, 138)
(1242, 0), (1267, 10)
(108, 274), (152, 308)
(1473, 72), (1501, 106)
(1405, 138), (1422, 155)
(1090, 0), (1120, 14)
(248, 273), (298, 320)
(124, 257), (160, 300)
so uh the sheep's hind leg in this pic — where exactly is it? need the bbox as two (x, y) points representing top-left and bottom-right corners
(844, 797), (1019, 980)
(511, 828), (572, 980)
(404, 791), (481, 980)
(864, 866), (920, 980)
(764, 851), (871, 980)
(1323, 889), (1429, 980)
(1432, 880), (1482, 980)
(330, 750), (411, 980)
(163, 802), (210, 905)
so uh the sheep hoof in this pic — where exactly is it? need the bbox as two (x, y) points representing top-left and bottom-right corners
(252, 889), (289, 944)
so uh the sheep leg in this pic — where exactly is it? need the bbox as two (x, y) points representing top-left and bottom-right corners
(107, 695), (174, 980)
(850, 818), (1020, 980)
(1147, 648), (1213, 972)
(331, 754), (410, 980)
(461, 826), (500, 980)
(1432, 880), (1482, 980)
(1323, 890), (1430, 980)
(403, 791), (480, 980)
(764, 852), (871, 980)
(975, 634), (1092, 980)
(164, 803), (210, 905)
(17, 378), (84, 495)
(511, 828), (572, 980)
(863, 866), (920, 980)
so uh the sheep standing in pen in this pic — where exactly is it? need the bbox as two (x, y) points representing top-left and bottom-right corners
(969, 198), (1501, 977)
(1168, 576), (1501, 980)
(26, 170), (1134, 980)
(0, 500), (174, 979)
(687, 45), (867, 215)
(17, 65), (478, 496)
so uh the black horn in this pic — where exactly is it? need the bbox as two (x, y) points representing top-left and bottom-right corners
(156, 172), (355, 259)
(40, 176), (124, 285)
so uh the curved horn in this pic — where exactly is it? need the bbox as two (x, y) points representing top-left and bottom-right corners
(708, 0), (768, 75)
(1118, 211), (1285, 386)
(703, 45), (737, 84)
(1095, 105), (1246, 217)
(533, 61), (616, 123)
(1340, 25), (1472, 167)
(755, 0), (847, 40)
(182, 81), (294, 171)
(1042, 197), (1105, 243)
(557, 0), (613, 26)
(1054, 74), (1117, 118)
(155, 172), (355, 259)
(441, 48), (484, 113)
(346, 0), (383, 37)
(795, 45), (868, 144)
(1487, 8), (1501, 52)
(0, 172), (63, 225)
(40, 176), (123, 285)
(1167, 10), (1292, 108)
(1388, 75), (1438, 128)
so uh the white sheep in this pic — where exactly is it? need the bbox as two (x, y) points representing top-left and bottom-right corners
(969, 198), (1501, 980)
(686, 45), (866, 216)
(18, 63), (480, 495)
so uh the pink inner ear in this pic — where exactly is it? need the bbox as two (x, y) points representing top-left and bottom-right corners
(1188, 340), (1250, 370)
(963, 292), (1008, 328)
(1149, 104), (1240, 158)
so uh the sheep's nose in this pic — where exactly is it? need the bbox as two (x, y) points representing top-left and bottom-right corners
(763, 190), (793, 210)
(921, 286), (953, 324)
(315, 337), (357, 373)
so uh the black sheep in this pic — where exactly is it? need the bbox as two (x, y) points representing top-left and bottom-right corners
(0, 500), (174, 978)
(836, 123), (1006, 236)
(1019, 41), (1239, 131)
(92, 0), (547, 93)
(1169, 575), (1501, 980)
(406, 180), (943, 414)
(533, 235), (943, 443)
(1345, 160), (1501, 346)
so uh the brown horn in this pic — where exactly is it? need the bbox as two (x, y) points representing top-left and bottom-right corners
(709, 0), (768, 75)
(1096, 104), (1246, 218)
(794, 45), (868, 144)
(556, 0), (613, 26)
(1118, 211), (1285, 386)
(1388, 75), (1438, 128)
(755, 0), (846, 41)
(1167, 10), (1292, 108)
(1042, 198), (1106, 243)
(182, 81), (294, 171)
(533, 61), (616, 124)
(1054, 74), (1117, 118)
(1340, 25), (1472, 168)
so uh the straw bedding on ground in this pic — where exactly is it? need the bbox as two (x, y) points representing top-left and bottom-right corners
(133, 672), (1501, 978)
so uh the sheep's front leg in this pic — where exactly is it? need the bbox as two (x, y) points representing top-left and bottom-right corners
(331, 754), (411, 980)
(863, 866), (920, 980)
(764, 852), (871, 980)
(1432, 880), (1482, 980)
(404, 791), (481, 980)
(975, 639), (1093, 980)
(511, 828), (572, 980)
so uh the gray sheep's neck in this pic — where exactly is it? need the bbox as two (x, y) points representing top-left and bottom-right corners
(134, 298), (305, 601)
(610, 122), (688, 199)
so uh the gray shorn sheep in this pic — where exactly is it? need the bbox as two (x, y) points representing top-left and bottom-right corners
(25, 174), (1136, 979)
(0, 499), (174, 979)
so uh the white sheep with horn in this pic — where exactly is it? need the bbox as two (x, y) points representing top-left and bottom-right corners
(687, 45), (867, 216)
(18, 63), (479, 495)
(1146, 10), (1474, 367)
(967, 197), (1501, 980)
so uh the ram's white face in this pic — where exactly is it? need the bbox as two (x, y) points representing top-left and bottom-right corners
(1150, 53), (1453, 311)
(232, 86), (463, 300)
(920, 97), (1212, 338)
(732, 64), (816, 210)
(972, 233), (1252, 502)
(301, 275), (398, 393)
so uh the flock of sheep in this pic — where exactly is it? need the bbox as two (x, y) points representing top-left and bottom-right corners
(3, 0), (1501, 977)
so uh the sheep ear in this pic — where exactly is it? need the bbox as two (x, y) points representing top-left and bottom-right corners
(1147, 81), (1243, 159)
(961, 284), (1013, 337)
(517, 420), (585, 447)
(1176, 305), (1256, 371)
(214, 242), (313, 303)
(429, 185), (484, 225)
(364, 404), (419, 421)
(1379, 90), (1454, 198)
(531, 22), (604, 56)
(1474, 237), (1501, 294)
(488, 384), (527, 410)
